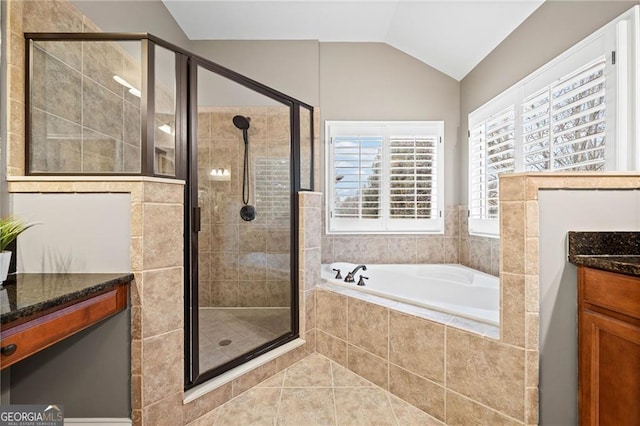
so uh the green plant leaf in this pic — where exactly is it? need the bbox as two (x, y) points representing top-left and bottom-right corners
(0, 218), (37, 252)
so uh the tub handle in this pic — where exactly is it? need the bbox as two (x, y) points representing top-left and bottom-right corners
(332, 268), (342, 279)
(357, 276), (369, 286)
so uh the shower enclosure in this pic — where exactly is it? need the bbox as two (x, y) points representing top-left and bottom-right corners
(24, 33), (314, 388)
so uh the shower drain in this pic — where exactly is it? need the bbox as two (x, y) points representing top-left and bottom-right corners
(218, 339), (232, 346)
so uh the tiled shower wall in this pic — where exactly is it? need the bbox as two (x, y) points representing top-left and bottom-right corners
(197, 107), (293, 308)
(29, 38), (142, 173)
(322, 205), (499, 276)
(9, 1), (177, 176)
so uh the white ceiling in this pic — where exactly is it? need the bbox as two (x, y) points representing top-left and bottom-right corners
(162, 0), (544, 81)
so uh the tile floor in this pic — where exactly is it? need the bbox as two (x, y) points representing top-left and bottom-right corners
(188, 353), (444, 425)
(199, 308), (291, 372)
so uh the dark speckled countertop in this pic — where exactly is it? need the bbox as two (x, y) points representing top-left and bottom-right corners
(0, 273), (133, 326)
(568, 232), (640, 278)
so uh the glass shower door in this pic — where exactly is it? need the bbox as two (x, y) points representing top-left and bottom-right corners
(190, 63), (296, 382)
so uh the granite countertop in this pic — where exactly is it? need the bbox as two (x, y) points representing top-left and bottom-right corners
(568, 232), (640, 278)
(0, 273), (133, 326)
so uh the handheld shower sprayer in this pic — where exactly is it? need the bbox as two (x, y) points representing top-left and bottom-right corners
(232, 115), (250, 144)
(233, 115), (255, 222)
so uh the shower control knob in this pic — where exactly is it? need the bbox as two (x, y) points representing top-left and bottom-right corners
(357, 276), (369, 286)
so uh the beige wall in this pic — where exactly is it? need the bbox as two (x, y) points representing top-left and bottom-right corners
(70, 0), (191, 50)
(320, 42), (461, 204)
(458, 0), (638, 201)
(191, 40), (321, 107)
(318, 42), (464, 263)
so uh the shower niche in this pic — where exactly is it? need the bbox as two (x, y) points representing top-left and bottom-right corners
(25, 33), (314, 388)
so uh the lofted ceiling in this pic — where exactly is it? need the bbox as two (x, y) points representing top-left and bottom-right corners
(162, 0), (544, 81)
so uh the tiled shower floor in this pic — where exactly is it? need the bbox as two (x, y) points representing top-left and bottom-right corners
(199, 308), (291, 372)
(188, 353), (444, 425)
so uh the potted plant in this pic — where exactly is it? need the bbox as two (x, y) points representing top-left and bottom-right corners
(0, 218), (36, 282)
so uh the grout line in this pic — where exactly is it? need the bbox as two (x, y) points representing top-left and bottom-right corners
(273, 368), (286, 424)
(443, 321), (448, 423)
(387, 305), (391, 392)
(329, 356), (338, 426)
(446, 389), (526, 425)
(386, 391), (401, 426)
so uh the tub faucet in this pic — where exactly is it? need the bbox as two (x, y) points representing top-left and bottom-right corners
(344, 264), (367, 283)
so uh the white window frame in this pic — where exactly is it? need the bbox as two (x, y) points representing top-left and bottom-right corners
(326, 121), (444, 235)
(468, 6), (639, 238)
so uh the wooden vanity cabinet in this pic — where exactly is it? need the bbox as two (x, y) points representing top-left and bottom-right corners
(578, 266), (640, 426)
(1, 282), (129, 369)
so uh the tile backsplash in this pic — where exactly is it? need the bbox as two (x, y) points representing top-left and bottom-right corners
(322, 204), (499, 276)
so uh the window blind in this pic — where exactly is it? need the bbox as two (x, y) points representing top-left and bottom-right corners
(326, 121), (444, 234)
(467, 8), (638, 238)
(389, 135), (438, 219)
(469, 106), (515, 220)
(332, 136), (382, 219)
(522, 57), (606, 172)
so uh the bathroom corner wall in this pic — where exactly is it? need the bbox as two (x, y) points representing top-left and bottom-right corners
(7, 178), (185, 425)
(322, 203), (499, 277)
(321, 205), (460, 266)
(458, 205), (500, 276)
(131, 181), (185, 426)
(298, 191), (322, 348)
(6, 0), (137, 175)
(500, 172), (640, 426)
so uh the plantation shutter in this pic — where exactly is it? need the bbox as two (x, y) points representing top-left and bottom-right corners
(469, 106), (515, 221)
(522, 88), (551, 171)
(522, 57), (607, 172)
(389, 135), (438, 219)
(550, 58), (607, 170)
(332, 136), (382, 219)
(327, 121), (444, 234)
(469, 122), (486, 220)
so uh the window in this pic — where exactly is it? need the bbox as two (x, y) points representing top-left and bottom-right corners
(468, 7), (638, 237)
(469, 105), (516, 234)
(326, 121), (444, 234)
(522, 58), (607, 172)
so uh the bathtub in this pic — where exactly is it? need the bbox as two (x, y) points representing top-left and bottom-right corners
(321, 262), (499, 326)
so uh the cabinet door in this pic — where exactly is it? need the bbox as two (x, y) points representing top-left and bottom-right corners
(579, 310), (640, 426)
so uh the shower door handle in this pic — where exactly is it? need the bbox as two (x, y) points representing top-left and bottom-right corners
(193, 206), (201, 232)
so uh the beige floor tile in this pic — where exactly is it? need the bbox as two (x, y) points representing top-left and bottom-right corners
(197, 353), (448, 426)
(283, 353), (333, 387)
(334, 387), (396, 425)
(212, 387), (281, 426)
(276, 388), (336, 425)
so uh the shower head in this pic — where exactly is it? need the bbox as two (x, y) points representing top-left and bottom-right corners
(233, 115), (251, 131)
